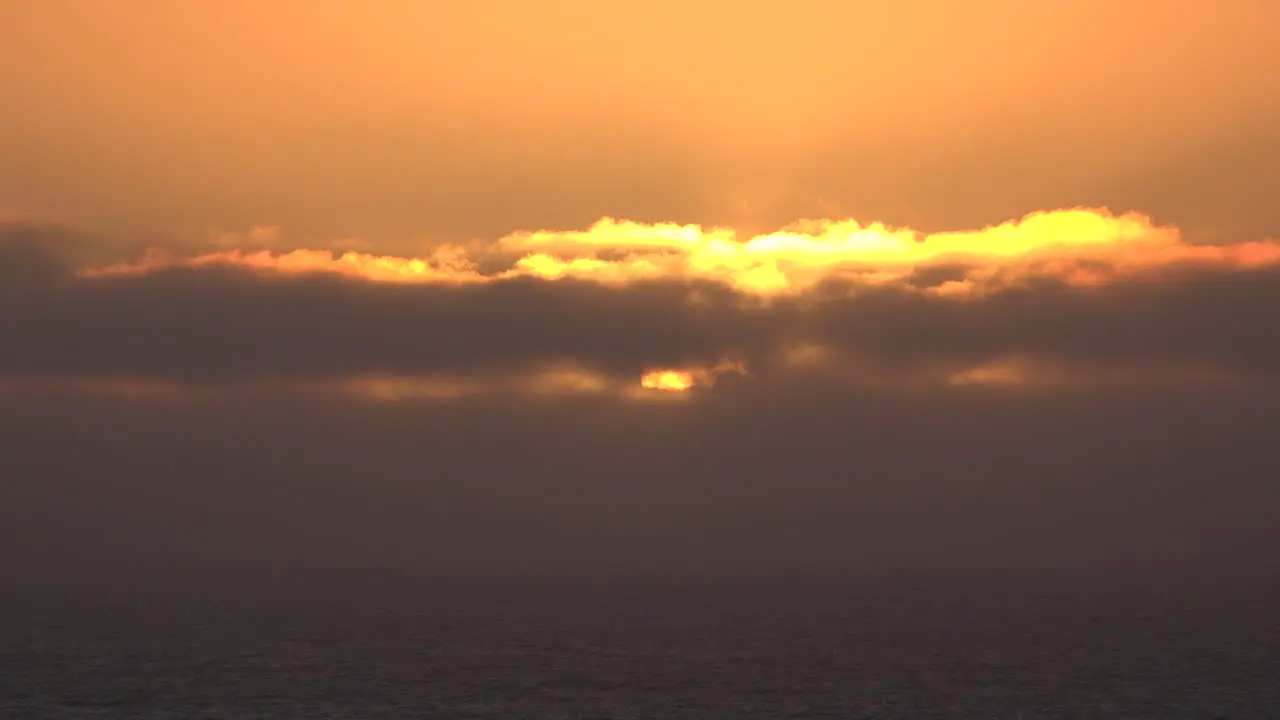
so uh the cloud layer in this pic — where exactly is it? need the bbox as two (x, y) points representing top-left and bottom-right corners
(4, 211), (1279, 573)
(4, 210), (1279, 394)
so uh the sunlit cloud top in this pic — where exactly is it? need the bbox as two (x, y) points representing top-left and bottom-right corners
(84, 208), (1280, 297)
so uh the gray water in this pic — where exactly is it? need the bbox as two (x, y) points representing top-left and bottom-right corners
(2, 573), (1277, 718)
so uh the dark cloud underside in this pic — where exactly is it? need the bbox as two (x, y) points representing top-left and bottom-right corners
(3, 259), (1278, 383)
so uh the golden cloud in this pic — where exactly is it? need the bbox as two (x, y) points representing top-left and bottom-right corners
(70, 207), (1280, 394)
(83, 209), (1280, 299)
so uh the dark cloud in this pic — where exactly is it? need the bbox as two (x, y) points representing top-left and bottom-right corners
(1, 224), (1278, 383)
(0, 268), (771, 381)
(801, 268), (1280, 376)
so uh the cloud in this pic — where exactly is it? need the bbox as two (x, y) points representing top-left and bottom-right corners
(82, 208), (1280, 296)
(2, 210), (1279, 393)
(4, 211), (1280, 573)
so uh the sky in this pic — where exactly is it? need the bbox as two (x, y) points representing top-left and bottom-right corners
(2, 1), (1279, 575)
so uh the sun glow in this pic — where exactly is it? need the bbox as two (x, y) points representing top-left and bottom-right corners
(640, 370), (696, 392)
(639, 360), (747, 393)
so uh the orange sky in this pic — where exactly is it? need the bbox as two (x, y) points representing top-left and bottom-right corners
(3, 0), (1279, 251)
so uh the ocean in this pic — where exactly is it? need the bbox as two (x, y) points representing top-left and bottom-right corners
(2, 572), (1277, 718)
